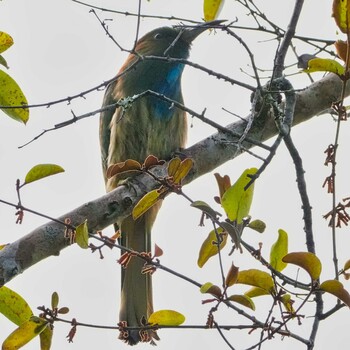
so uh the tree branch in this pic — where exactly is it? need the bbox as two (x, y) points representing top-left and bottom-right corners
(0, 72), (348, 285)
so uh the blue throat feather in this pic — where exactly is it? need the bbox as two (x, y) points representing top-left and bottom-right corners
(151, 63), (184, 120)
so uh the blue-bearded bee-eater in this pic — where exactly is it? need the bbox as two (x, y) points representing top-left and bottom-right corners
(100, 20), (222, 345)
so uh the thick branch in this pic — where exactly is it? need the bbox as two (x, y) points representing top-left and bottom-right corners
(0, 73), (346, 285)
(184, 73), (345, 181)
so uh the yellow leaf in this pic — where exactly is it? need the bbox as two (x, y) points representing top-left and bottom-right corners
(39, 326), (53, 350)
(167, 157), (181, 177)
(199, 282), (222, 298)
(203, 0), (225, 22)
(282, 252), (322, 281)
(281, 294), (295, 314)
(75, 220), (89, 249)
(24, 164), (65, 185)
(320, 280), (350, 307)
(173, 158), (193, 183)
(2, 316), (48, 350)
(148, 310), (185, 326)
(0, 32), (14, 54)
(197, 227), (227, 268)
(221, 168), (257, 223)
(200, 282), (214, 293)
(333, 0), (350, 34)
(167, 157), (193, 184)
(132, 189), (163, 220)
(244, 286), (270, 298)
(344, 260), (350, 280)
(303, 58), (345, 76)
(0, 69), (29, 124)
(270, 229), (288, 272)
(228, 294), (255, 310)
(0, 286), (33, 326)
(237, 269), (274, 293)
(343, 259), (350, 272)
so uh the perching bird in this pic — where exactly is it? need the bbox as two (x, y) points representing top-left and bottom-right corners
(100, 21), (221, 345)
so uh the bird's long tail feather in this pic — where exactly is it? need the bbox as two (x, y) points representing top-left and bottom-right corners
(118, 206), (160, 345)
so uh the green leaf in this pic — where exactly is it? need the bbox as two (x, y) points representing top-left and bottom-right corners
(0, 69), (29, 124)
(2, 316), (48, 350)
(320, 280), (350, 307)
(221, 168), (257, 223)
(282, 252), (322, 281)
(0, 286), (33, 326)
(75, 220), (89, 249)
(197, 227), (227, 268)
(24, 164), (65, 185)
(0, 55), (9, 69)
(247, 219), (266, 233)
(228, 294), (255, 310)
(191, 200), (219, 219)
(39, 326), (53, 350)
(148, 310), (185, 326)
(270, 229), (288, 272)
(219, 221), (241, 252)
(237, 269), (274, 293)
(57, 307), (69, 314)
(51, 292), (59, 309)
(0, 32), (14, 54)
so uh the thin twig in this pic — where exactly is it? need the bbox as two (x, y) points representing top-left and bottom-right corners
(214, 321), (236, 350)
(223, 27), (261, 89)
(273, 0), (305, 79)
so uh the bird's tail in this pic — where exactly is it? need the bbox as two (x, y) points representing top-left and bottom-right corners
(118, 208), (159, 345)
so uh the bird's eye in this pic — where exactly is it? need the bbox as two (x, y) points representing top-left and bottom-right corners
(154, 33), (162, 40)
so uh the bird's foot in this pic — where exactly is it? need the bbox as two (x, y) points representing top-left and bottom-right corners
(171, 147), (188, 160)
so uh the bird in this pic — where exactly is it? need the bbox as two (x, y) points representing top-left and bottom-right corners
(99, 20), (222, 345)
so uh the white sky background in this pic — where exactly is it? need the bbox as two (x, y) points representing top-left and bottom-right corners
(0, 0), (350, 349)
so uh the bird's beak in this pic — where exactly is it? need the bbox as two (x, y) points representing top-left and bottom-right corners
(178, 20), (226, 43)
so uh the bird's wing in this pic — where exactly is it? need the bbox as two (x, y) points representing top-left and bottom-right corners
(99, 80), (118, 184)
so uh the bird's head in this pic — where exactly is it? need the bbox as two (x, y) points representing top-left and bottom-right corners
(134, 20), (224, 59)
(116, 20), (225, 107)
